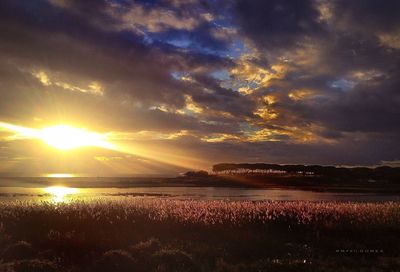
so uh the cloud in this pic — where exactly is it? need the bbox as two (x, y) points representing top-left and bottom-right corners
(0, 0), (399, 174)
(234, 0), (326, 51)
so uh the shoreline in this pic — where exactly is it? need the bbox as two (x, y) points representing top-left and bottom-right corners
(1, 176), (400, 195)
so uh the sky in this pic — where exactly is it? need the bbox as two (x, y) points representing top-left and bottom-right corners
(0, 0), (399, 176)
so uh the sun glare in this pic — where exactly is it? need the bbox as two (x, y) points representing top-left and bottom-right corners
(40, 125), (112, 150)
(0, 121), (197, 169)
(44, 186), (78, 202)
(45, 173), (75, 178)
(0, 122), (114, 151)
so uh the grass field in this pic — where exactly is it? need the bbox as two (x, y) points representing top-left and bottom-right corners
(1, 198), (400, 271)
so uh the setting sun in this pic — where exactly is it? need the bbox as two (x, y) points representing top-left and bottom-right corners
(40, 125), (112, 150)
(0, 122), (114, 151)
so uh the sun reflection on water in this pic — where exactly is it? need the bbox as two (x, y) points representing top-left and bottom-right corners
(44, 186), (79, 202)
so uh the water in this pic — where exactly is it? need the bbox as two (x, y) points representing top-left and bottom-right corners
(1, 181), (400, 202)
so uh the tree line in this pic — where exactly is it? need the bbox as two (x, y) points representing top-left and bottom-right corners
(212, 163), (400, 182)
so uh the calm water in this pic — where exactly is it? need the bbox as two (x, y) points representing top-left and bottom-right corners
(1, 182), (400, 202)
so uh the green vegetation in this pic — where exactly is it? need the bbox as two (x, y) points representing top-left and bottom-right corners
(1, 199), (400, 271)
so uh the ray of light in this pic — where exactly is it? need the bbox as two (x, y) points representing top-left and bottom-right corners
(0, 121), (209, 171)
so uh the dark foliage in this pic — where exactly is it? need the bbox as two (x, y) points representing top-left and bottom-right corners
(0, 200), (399, 272)
(212, 163), (400, 183)
(183, 171), (209, 178)
(2, 242), (35, 262)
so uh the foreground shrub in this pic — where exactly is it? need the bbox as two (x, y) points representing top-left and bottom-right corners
(153, 249), (196, 272)
(0, 199), (399, 272)
(129, 238), (161, 256)
(1, 241), (35, 261)
(129, 238), (162, 271)
(93, 250), (136, 272)
(0, 259), (57, 272)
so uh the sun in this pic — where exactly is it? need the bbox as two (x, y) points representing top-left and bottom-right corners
(40, 125), (112, 150)
(0, 122), (115, 151)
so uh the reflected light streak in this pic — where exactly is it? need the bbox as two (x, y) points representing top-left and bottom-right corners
(44, 186), (79, 202)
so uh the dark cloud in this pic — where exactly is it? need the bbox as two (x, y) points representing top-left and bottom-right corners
(332, 0), (400, 33)
(0, 0), (237, 127)
(234, 0), (325, 50)
(147, 133), (400, 166)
